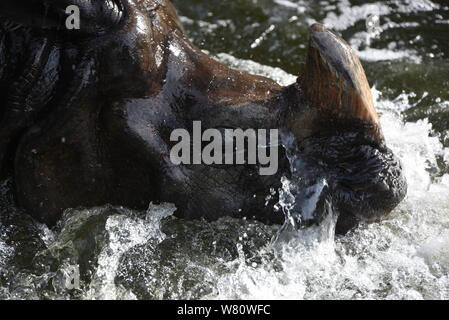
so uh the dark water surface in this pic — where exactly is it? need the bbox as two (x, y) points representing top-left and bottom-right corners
(0, 0), (448, 299)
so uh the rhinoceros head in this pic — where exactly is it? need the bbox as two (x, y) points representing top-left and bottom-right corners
(0, 0), (406, 233)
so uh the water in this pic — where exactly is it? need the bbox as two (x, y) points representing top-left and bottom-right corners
(0, 0), (448, 300)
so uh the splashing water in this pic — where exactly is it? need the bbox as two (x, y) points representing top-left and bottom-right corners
(84, 203), (176, 299)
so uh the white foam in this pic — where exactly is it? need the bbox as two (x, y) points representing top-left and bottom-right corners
(215, 53), (297, 86)
(84, 203), (176, 300)
(323, 0), (391, 31)
(357, 47), (422, 63)
(323, 0), (441, 31)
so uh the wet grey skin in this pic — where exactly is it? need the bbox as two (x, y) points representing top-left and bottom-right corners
(0, 0), (406, 234)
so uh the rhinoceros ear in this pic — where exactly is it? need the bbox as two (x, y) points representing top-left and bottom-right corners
(299, 24), (383, 143)
(0, 0), (125, 34)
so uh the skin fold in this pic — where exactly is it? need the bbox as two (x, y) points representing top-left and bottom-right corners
(0, 0), (407, 234)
